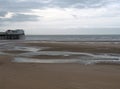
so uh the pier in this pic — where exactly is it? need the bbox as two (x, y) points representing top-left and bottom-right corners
(0, 34), (21, 40)
(0, 29), (25, 40)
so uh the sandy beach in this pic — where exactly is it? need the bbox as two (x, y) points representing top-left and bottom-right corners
(0, 59), (120, 89)
(0, 41), (120, 89)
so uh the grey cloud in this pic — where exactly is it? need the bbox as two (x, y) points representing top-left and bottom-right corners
(0, 0), (43, 22)
(0, 11), (8, 17)
(0, 0), (117, 13)
(0, 0), (120, 23)
(0, 0), (45, 12)
(49, 0), (108, 8)
(0, 0), (119, 13)
(0, 14), (39, 22)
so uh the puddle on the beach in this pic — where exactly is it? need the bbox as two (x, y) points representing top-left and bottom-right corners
(16, 51), (120, 60)
(17, 51), (93, 59)
(0, 45), (49, 56)
(14, 46), (41, 52)
(13, 53), (120, 65)
(0, 52), (6, 55)
(13, 58), (80, 63)
(17, 51), (95, 57)
(10, 47), (120, 65)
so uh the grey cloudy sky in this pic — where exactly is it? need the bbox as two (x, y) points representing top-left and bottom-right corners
(0, 0), (120, 34)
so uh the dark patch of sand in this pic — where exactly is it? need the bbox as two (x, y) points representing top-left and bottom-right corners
(29, 54), (81, 59)
(24, 42), (120, 53)
(2, 50), (29, 54)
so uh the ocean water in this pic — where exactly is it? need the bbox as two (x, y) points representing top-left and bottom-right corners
(25, 35), (120, 41)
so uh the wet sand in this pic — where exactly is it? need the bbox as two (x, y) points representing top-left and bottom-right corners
(25, 41), (120, 53)
(0, 41), (120, 89)
(0, 55), (13, 65)
(0, 59), (120, 89)
(2, 50), (29, 54)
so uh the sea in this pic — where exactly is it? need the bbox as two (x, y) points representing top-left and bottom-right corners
(25, 35), (120, 42)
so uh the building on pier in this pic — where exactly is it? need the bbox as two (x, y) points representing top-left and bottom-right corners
(0, 29), (25, 40)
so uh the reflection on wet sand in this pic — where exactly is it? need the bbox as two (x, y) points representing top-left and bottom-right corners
(0, 41), (120, 65)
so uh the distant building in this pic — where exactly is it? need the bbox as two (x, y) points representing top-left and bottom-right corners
(0, 29), (25, 40)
